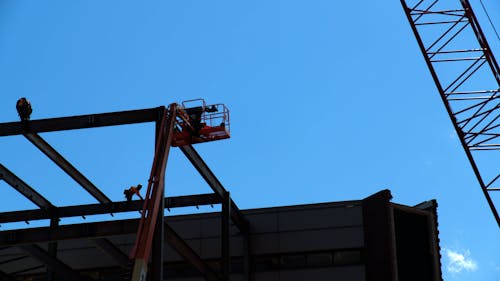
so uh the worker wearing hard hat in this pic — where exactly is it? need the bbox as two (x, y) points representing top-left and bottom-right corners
(124, 184), (144, 202)
(16, 97), (32, 122)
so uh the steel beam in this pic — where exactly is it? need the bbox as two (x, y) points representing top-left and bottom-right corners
(19, 244), (92, 281)
(180, 145), (249, 234)
(165, 223), (221, 281)
(91, 238), (130, 268)
(0, 219), (140, 246)
(23, 132), (111, 204)
(0, 164), (54, 211)
(0, 193), (220, 224)
(0, 107), (162, 137)
(221, 191), (231, 281)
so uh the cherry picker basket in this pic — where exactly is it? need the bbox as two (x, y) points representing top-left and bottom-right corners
(172, 99), (230, 146)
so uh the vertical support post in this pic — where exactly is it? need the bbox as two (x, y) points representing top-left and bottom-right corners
(221, 191), (231, 281)
(242, 233), (251, 281)
(150, 188), (165, 281)
(151, 191), (164, 281)
(362, 190), (398, 281)
(151, 115), (165, 281)
(47, 217), (59, 281)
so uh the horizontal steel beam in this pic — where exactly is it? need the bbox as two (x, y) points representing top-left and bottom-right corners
(23, 133), (112, 204)
(0, 219), (140, 246)
(0, 164), (54, 211)
(180, 145), (249, 234)
(0, 193), (220, 223)
(0, 107), (163, 137)
(19, 244), (92, 281)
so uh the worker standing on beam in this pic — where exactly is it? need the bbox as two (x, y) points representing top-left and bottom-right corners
(16, 97), (32, 122)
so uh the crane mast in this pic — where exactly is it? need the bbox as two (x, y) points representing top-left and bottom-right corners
(400, 0), (500, 228)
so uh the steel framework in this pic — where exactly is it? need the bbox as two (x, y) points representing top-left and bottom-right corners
(0, 105), (249, 281)
(401, 0), (500, 228)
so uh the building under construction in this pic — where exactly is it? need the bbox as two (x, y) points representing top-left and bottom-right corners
(2, 0), (500, 278)
(0, 101), (442, 281)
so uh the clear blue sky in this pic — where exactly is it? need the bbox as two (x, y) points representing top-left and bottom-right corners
(0, 0), (499, 280)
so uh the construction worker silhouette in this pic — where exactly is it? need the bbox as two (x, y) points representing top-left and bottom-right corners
(124, 184), (143, 202)
(16, 97), (32, 122)
(185, 105), (218, 134)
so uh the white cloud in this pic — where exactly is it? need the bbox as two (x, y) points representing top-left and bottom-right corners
(444, 248), (478, 274)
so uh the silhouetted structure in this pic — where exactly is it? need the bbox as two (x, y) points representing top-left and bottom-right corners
(0, 106), (442, 281)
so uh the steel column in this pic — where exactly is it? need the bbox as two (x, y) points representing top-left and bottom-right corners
(221, 191), (231, 281)
(151, 187), (165, 281)
(47, 217), (59, 281)
(242, 234), (251, 281)
(362, 190), (398, 281)
(151, 109), (165, 281)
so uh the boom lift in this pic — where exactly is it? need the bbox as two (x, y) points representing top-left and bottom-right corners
(400, 0), (500, 228)
(129, 99), (231, 281)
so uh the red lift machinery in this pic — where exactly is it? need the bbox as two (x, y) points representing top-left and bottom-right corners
(401, 0), (500, 228)
(173, 99), (231, 147)
(129, 99), (231, 281)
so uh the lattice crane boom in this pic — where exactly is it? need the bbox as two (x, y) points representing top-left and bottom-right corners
(400, 0), (500, 228)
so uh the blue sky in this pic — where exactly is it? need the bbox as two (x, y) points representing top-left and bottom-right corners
(0, 0), (499, 280)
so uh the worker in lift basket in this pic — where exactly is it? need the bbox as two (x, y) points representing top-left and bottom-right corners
(185, 105), (218, 134)
(124, 184), (143, 202)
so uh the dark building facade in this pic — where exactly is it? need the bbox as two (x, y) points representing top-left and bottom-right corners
(0, 189), (442, 281)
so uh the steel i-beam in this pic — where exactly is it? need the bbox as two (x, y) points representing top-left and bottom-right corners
(23, 133), (111, 204)
(0, 164), (54, 211)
